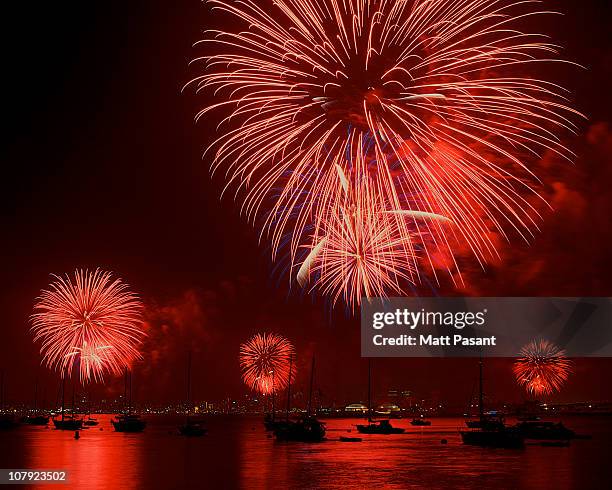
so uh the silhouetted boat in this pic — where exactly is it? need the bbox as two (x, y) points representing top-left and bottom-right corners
(179, 420), (207, 437)
(274, 355), (326, 442)
(517, 414), (541, 422)
(540, 440), (571, 447)
(21, 377), (49, 425)
(357, 419), (405, 434)
(274, 416), (326, 442)
(178, 352), (207, 437)
(83, 417), (99, 427)
(356, 360), (405, 435)
(339, 436), (362, 442)
(112, 369), (146, 433)
(264, 413), (291, 432)
(0, 371), (19, 430)
(514, 421), (576, 440)
(459, 359), (524, 449)
(22, 414), (49, 426)
(465, 411), (506, 430)
(410, 417), (431, 426)
(52, 377), (83, 431)
(0, 414), (19, 430)
(112, 414), (146, 433)
(460, 427), (524, 448)
(262, 367), (281, 431)
(53, 417), (83, 431)
(264, 413), (280, 431)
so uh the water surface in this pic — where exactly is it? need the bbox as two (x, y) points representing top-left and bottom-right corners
(0, 415), (609, 489)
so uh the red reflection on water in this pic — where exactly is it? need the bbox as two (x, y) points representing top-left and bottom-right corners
(26, 415), (143, 489)
(242, 417), (525, 488)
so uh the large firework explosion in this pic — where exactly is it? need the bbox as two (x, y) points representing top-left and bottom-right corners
(189, 0), (581, 307)
(239, 333), (295, 394)
(31, 269), (145, 383)
(513, 339), (573, 396)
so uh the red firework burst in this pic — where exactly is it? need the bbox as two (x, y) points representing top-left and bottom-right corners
(513, 339), (573, 396)
(189, 0), (582, 305)
(31, 269), (145, 383)
(239, 333), (295, 394)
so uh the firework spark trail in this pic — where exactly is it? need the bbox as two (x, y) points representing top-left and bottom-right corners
(513, 339), (573, 396)
(31, 269), (145, 383)
(239, 333), (295, 394)
(189, 0), (582, 306)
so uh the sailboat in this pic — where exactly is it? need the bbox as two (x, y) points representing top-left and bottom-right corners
(83, 394), (99, 427)
(178, 351), (207, 437)
(0, 371), (19, 430)
(52, 377), (83, 430)
(459, 358), (523, 448)
(274, 355), (326, 442)
(263, 370), (279, 431)
(410, 415), (431, 426)
(112, 369), (146, 433)
(21, 378), (49, 426)
(356, 360), (404, 435)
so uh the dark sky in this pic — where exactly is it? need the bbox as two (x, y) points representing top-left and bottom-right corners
(2, 0), (612, 409)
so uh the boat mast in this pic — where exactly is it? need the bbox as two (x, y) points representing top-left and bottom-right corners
(33, 377), (38, 412)
(285, 354), (293, 421)
(71, 379), (76, 418)
(128, 370), (133, 415)
(186, 350), (192, 421)
(123, 368), (129, 415)
(307, 355), (315, 416)
(0, 370), (4, 413)
(271, 370), (275, 422)
(61, 376), (65, 422)
(367, 359), (372, 422)
(478, 357), (484, 419)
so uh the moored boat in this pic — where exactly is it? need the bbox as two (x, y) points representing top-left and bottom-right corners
(111, 414), (146, 433)
(0, 414), (19, 430)
(274, 355), (326, 442)
(357, 419), (405, 434)
(178, 352), (207, 437)
(112, 369), (146, 433)
(53, 416), (83, 431)
(514, 420), (576, 440)
(274, 416), (326, 442)
(460, 427), (524, 448)
(460, 359), (523, 449)
(179, 420), (208, 437)
(356, 360), (405, 435)
(22, 414), (50, 426)
(52, 378), (83, 431)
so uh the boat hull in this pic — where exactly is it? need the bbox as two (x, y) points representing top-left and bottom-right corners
(514, 422), (575, 440)
(179, 423), (207, 437)
(460, 429), (524, 448)
(53, 419), (83, 431)
(111, 416), (146, 433)
(22, 415), (49, 426)
(356, 420), (405, 434)
(274, 418), (326, 442)
(0, 416), (19, 430)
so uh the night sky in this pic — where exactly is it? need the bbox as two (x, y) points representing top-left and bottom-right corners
(2, 0), (612, 408)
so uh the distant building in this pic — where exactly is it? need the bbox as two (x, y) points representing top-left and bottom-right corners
(344, 403), (368, 413)
(376, 403), (401, 415)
